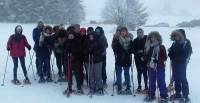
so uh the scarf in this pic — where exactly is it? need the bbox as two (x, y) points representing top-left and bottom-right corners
(118, 34), (132, 51)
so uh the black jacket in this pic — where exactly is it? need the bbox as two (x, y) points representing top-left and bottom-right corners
(112, 36), (132, 67)
(64, 33), (81, 63)
(84, 32), (104, 64)
(168, 41), (191, 64)
(132, 35), (147, 68)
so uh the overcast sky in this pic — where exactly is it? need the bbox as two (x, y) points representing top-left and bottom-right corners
(83, 0), (200, 25)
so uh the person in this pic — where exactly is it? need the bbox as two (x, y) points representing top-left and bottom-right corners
(53, 26), (67, 82)
(32, 21), (44, 75)
(144, 31), (168, 102)
(64, 26), (83, 94)
(80, 27), (87, 86)
(168, 30), (191, 102)
(7, 25), (31, 85)
(132, 28), (148, 93)
(84, 30), (105, 95)
(37, 26), (54, 83)
(112, 27), (133, 95)
(95, 26), (108, 88)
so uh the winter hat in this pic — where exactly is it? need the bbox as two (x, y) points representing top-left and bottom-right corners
(80, 27), (87, 35)
(87, 27), (94, 34)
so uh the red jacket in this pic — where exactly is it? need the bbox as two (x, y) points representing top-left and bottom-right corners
(7, 34), (30, 57)
(146, 45), (167, 69)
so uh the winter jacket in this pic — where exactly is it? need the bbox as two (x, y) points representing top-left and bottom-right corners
(54, 29), (67, 54)
(84, 32), (105, 64)
(7, 34), (30, 57)
(146, 44), (167, 69)
(132, 35), (147, 68)
(168, 41), (191, 64)
(32, 27), (43, 50)
(64, 33), (82, 63)
(112, 33), (133, 67)
(37, 32), (54, 58)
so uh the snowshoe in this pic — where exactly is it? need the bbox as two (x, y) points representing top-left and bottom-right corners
(57, 77), (65, 82)
(136, 86), (142, 93)
(75, 89), (84, 95)
(179, 97), (191, 103)
(144, 95), (156, 102)
(96, 88), (104, 96)
(38, 78), (45, 83)
(141, 88), (148, 94)
(159, 98), (168, 103)
(46, 77), (53, 82)
(12, 79), (21, 85)
(169, 94), (182, 101)
(123, 88), (132, 95)
(23, 79), (31, 85)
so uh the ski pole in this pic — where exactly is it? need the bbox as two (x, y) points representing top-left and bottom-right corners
(1, 52), (9, 86)
(66, 53), (72, 97)
(130, 62), (136, 97)
(28, 51), (36, 80)
(27, 52), (35, 72)
(111, 65), (116, 96)
(50, 54), (56, 83)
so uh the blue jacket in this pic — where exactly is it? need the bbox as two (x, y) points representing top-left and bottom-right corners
(32, 28), (43, 49)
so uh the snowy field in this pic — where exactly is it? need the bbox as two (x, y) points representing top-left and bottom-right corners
(0, 23), (199, 103)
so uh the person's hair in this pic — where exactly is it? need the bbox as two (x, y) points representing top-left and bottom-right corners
(66, 26), (75, 34)
(44, 25), (52, 33)
(171, 30), (184, 42)
(148, 31), (162, 44)
(53, 25), (59, 33)
(120, 26), (128, 33)
(137, 28), (144, 34)
(178, 29), (186, 39)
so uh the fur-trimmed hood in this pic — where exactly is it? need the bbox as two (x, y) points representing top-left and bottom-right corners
(171, 30), (185, 43)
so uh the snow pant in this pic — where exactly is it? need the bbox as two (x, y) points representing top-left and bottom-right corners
(12, 56), (28, 80)
(116, 65), (130, 88)
(172, 63), (189, 98)
(38, 56), (51, 78)
(102, 55), (107, 83)
(136, 67), (148, 88)
(148, 68), (168, 98)
(68, 62), (82, 90)
(54, 52), (67, 78)
(86, 62), (103, 90)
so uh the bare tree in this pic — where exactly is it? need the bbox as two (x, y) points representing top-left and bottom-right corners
(102, 0), (148, 30)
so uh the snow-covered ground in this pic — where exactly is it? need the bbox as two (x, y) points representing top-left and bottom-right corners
(0, 23), (199, 103)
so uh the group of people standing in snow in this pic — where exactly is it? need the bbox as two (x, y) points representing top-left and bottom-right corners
(6, 21), (192, 102)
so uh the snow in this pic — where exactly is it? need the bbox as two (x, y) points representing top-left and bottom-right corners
(0, 23), (199, 103)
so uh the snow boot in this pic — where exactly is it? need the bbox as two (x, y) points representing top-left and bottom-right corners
(38, 77), (45, 83)
(12, 79), (21, 85)
(170, 93), (182, 101)
(23, 78), (31, 84)
(144, 95), (156, 102)
(96, 88), (104, 96)
(46, 77), (53, 82)
(136, 86), (142, 93)
(159, 97), (168, 103)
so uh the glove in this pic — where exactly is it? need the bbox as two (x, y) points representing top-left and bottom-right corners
(27, 45), (31, 50)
